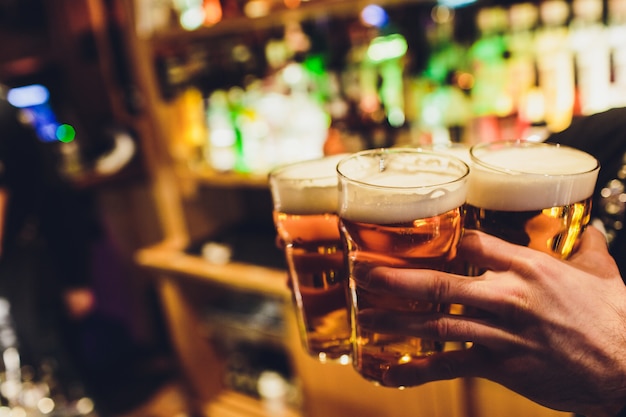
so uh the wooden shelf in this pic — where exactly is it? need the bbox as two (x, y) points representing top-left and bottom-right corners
(135, 238), (288, 298)
(145, 0), (428, 43)
(176, 166), (270, 189)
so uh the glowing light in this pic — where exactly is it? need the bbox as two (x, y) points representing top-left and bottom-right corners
(244, 0), (271, 18)
(360, 93), (380, 114)
(180, 7), (204, 30)
(56, 124), (76, 143)
(76, 397), (95, 414)
(361, 4), (388, 27)
(7, 84), (49, 108)
(387, 107), (405, 127)
(203, 0), (222, 26)
(366, 34), (408, 63)
(431, 5), (453, 23)
(437, 0), (477, 8)
(10, 407), (25, 417)
(399, 354), (412, 364)
(211, 128), (236, 147)
(456, 72), (474, 90)
(37, 397), (55, 414)
(282, 63), (305, 85)
(284, 0), (300, 9)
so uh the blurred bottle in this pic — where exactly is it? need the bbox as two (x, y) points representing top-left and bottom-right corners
(468, 6), (513, 118)
(569, 0), (611, 115)
(505, 3), (539, 120)
(534, 0), (575, 133)
(608, 0), (626, 107)
(413, 5), (471, 145)
(172, 87), (207, 168)
(205, 90), (238, 172)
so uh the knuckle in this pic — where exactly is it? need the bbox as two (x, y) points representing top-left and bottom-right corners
(422, 315), (450, 340)
(428, 273), (451, 302)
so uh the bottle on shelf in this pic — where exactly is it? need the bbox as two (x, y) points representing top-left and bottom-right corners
(534, 0), (575, 133)
(608, 0), (626, 108)
(569, 0), (611, 115)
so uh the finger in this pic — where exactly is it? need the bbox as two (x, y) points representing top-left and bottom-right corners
(355, 265), (511, 314)
(568, 226), (620, 277)
(456, 230), (532, 271)
(382, 346), (489, 387)
(357, 309), (515, 348)
(355, 264), (478, 302)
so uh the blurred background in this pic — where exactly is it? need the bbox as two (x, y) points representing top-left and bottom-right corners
(0, 0), (621, 416)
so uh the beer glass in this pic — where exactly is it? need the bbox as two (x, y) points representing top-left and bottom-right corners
(337, 148), (469, 386)
(466, 140), (600, 259)
(269, 154), (352, 363)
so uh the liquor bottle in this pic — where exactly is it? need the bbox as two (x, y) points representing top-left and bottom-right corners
(506, 2), (539, 121)
(468, 6), (512, 118)
(569, 0), (611, 115)
(608, 0), (626, 107)
(412, 5), (471, 145)
(534, 0), (575, 133)
(205, 90), (238, 172)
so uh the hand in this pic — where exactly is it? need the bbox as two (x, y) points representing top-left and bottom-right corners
(355, 227), (626, 417)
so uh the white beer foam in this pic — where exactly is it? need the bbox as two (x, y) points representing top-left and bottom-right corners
(269, 154), (348, 215)
(467, 145), (599, 211)
(339, 170), (468, 224)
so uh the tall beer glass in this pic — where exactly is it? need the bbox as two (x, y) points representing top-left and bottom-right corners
(269, 154), (352, 363)
(466, 140), (600, 259)
(337, 148), (469, 386)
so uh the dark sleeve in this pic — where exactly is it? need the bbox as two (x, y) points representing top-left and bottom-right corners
(546, 107), (626, 277)
(546, 107), (626, 177)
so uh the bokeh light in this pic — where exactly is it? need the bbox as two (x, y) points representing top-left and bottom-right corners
(55, 124), (76, 143)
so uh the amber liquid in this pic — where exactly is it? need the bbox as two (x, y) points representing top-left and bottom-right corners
(340, 207), (463, 385)
(465, 197), (592, 260)
(274, 211), (352, 361)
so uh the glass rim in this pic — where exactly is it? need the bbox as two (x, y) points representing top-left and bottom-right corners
(469, 139), (600, 177)
(268, 153), (349, 183)
(336, 147), (470, 190)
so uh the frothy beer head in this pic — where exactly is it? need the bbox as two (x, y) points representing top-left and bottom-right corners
(337, 149), (469, 224)
(468, 141), (600, 211)
(269, 154), (348, 215)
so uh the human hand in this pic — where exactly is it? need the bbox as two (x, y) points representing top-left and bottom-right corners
(355, 227), (626, 417)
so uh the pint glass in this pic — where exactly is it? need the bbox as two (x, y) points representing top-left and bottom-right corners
(269, 154), (352, 363)
(337, 148), (469, 386)
(466, 140), (600, 259)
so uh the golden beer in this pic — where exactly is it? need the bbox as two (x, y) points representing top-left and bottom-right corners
(337, 149), (469, 386)
(269, 155), (352, 363)
(467, 140), (600, 259)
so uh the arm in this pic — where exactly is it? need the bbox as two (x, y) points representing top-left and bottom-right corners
(355, 227), (626, 417)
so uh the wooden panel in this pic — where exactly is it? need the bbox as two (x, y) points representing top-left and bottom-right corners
(465, 378), (570, 417)
(204, 391), (302, 417)
(292, 352), (466, 417)
(156, 276), (225, 407)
